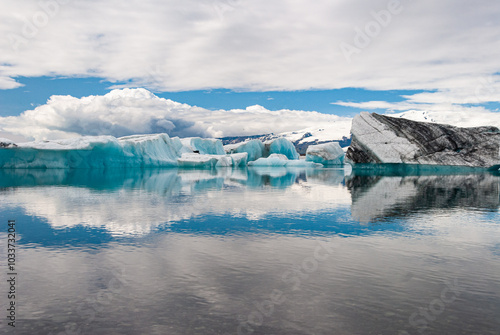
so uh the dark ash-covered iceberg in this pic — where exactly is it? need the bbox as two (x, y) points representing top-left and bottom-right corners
(346, 112), (500, 169)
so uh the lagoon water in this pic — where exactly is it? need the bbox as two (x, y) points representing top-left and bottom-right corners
(1, 167), (500, 335)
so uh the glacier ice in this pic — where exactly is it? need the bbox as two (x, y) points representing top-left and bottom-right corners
(177, 153), (220, 168)
(177, 153), (246, 168)
(0, 133), (310, 169)
(180, 137), (225, 155)
(229, 152), (248, 167)
(224, 138), (300, 161)
(0, 134), (185, 169)
(0, 138), (17, 148)
(224, 139), (265, 161)
(306, 142), (344, 165)
(284, 160), (323, 168)
(248, 154), (289, 167)
(264, 138), (300, 160)
(248, 154), (322, 168)
(346, 112), (500, 169)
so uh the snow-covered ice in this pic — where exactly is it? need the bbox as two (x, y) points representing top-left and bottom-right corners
(0, 138), (17, 148)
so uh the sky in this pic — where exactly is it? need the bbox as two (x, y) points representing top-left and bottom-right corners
(1, 0), (500, 141)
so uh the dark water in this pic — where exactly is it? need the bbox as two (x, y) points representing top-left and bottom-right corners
(0, 167), (499, 335)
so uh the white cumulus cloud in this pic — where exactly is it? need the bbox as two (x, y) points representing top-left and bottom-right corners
(0, 88), (351, 141)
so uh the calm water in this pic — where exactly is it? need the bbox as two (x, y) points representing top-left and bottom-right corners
(1, 167), (500, 335)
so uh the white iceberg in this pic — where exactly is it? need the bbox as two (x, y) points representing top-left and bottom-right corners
(177, 153), (219, 168)
(248, 154), (322, 168)
(248, 154), (289, 167)
(177, 152), (248, 168)
(285, 160), (323, 168)
(306, 142), (344, 165)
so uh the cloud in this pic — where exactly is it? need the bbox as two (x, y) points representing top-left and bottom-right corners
(0, 88), (351, 141)
(0, 76), (24, 89)
(1, 0), (500, 108)
(332, 98), (500, 128)
(0, 168), (349, 235)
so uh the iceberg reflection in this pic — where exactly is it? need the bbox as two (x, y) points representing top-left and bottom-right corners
(0, 167), (349, 236)
(347, 172), (500, 222)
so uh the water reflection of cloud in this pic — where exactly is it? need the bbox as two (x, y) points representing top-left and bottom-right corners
(0, 168), (350, 236)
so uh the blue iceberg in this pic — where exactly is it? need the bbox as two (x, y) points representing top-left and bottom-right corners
(0, 134), (185, 168)
(225, 138), (300, 162)
(265, 138), (300, 160)
(0, 134), (307, 169)
(224, 139), (265, 161)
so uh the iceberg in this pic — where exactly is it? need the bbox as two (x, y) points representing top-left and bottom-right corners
(346, 112), (500, 169)
(180, 137), (225, 155)
(248, 153), (289, 167)
(177, 153), (220, 168)
(224, 139), (265, 162)
(248, 154), (322, 168)
(305, 142), (344, 165)
(264, 138), (300, 160)
(224, 138), (300, 161)
(0, 134), (185, 169)
(0, 132), (301, 169)
(0, 138), (17, 148)
(177, 152), (248, 168)
(229, 152), (248, 167)
(285, 160), (323, 168)
(0, 134), (247, 169)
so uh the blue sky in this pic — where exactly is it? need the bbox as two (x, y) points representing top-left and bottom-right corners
(1, 0), (500, 141)
(0, 76), (423, 117)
